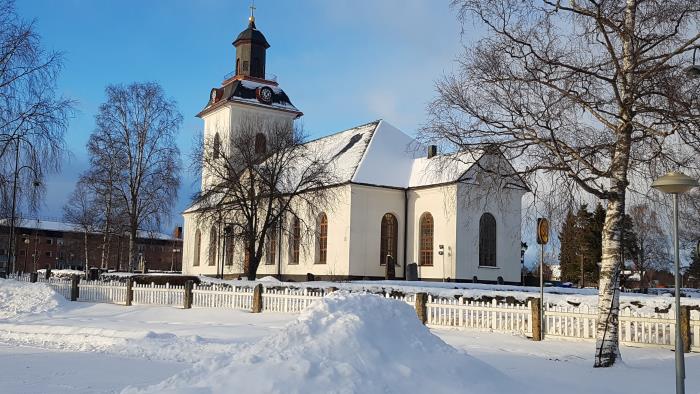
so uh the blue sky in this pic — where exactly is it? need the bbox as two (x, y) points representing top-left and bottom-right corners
(16, 0), (465, 231)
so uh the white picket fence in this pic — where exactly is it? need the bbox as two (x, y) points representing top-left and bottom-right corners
(132, 283), (185, 306)
(261, 288), (325, 313)
(426, 296), (532, 335)
(192, 284), (254, 309)
(78, 280), (127, 304)
(4, 273), (699, 351)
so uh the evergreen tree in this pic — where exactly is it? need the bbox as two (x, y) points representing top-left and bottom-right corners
(558, 210), (578, 282)
(688, 246), (700, 288)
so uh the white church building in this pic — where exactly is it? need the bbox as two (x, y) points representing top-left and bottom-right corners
(182, 14), (527, 284)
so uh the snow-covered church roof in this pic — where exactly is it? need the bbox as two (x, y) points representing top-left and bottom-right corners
(303, 119), (484, 189)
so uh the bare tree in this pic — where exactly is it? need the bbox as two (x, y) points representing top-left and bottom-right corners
(423, 0), (700, 367)
(628, 203), (669, 291)
(89, 82), (182, 271)
(63, 180), (100, 275)
(0, 0), (73, 272)
(191, 116), (335, 280)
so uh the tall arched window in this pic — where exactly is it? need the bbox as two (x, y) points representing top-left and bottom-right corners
(208, 226), (218, 266)
(290, 217), (300, 265)
(224, 228), (234, 266)
(266, 222), (277, 265)
(193, 229), (201, 266)
(419, 213), (434, 266)
(213, 133), (221, 159)
(317, 213), (328, 264)
(479, 213), (497, 267)
(380, 213), (398, 265)
(255, 133), (267, 154)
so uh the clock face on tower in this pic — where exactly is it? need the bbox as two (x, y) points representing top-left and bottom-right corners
(257, 86), (273, 104)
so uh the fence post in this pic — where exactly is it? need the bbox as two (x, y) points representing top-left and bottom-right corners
(415, 292), (428, 325)
(44, 265), (51, 280)
(70, 275), (80, 301)
(530, 297), (542, 341)
(29, 272), (38, 283)
(252, 283), (263, 313)
(125, 278), (133, 306)
(681, 306), (691, 353)
(184, 280), (193, 309)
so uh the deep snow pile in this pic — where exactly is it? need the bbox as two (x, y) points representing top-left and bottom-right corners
(128, 292), (516, 394)
(0, 279), (67, 319)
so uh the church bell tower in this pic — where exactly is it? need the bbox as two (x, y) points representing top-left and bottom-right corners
(233, 7), (269, 79)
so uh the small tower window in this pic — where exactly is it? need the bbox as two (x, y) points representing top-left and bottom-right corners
(254, 133), (267, 154)
(213, 133), (221, 159)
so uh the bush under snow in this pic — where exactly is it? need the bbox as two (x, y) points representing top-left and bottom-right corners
(128, 292), (515, 394)
(0, 279), (68, 319)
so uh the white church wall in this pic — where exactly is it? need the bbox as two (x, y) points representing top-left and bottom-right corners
(348, 184), (406, 279)
(455, 182), (524, 283)
(406, 185), (458, 281)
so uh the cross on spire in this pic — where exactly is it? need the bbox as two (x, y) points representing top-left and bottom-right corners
(249, 1), (256, 24)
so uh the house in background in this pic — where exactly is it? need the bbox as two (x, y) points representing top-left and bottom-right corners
(182, 15), (528, 284)
(0, 219), (183, 272)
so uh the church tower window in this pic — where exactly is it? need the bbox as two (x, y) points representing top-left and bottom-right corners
(255, 133), (267, 154)
(479, 213), (497, 267)
(213, 133), (221, 159)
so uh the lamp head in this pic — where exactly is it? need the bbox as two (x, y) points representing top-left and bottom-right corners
(651, 171), (699, 194)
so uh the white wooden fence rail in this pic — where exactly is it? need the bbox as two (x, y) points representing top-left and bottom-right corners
(262, 288), (324, 313)
(192, 284), (253, 309)
(132, 283), (185, 306)
(4, 274), (699, 352)
(78, 280), (127, 304)
(426, 296), (532, 335)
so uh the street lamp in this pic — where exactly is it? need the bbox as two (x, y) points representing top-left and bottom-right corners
(22, 237), (29, 273)
(651, 171), (698, 394)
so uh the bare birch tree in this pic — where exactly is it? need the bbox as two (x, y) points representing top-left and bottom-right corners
(63, 180), (99, 275)
(89, 83), (181, 271)
(424, 0), (700, 367)
(191, 116), (335, 280)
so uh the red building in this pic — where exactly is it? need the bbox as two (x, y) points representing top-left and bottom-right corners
(0, 219), (182, 273)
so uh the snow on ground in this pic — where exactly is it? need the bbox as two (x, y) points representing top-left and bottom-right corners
(0, 279), (69, 319)
(0, 279), (699, 394)
(127, 292), (513, 394)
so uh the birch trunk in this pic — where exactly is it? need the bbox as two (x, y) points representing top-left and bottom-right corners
(83, 230), (89, 277)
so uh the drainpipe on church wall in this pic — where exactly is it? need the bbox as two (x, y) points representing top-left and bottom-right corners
(403, 189), (408, 279)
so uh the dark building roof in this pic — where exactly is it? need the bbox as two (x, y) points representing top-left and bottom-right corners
(199, 78), (301, 117)
(233, 20), (270, 48)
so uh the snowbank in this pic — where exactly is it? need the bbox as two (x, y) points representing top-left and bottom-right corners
(128, 292), (516, 394)
(0, 279), (68, 319)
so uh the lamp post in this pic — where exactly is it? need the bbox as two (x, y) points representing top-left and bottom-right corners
(651, 171), (698, 394)
(22, 237), (29, 272)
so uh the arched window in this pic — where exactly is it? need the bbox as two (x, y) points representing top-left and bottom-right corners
(317, 213), (328, 264)
(419, 213), (434, 266)
(254, 133), (267, 154)
(290, 217), (300, 265)
(208, 226), (218, 266)
(380, 213), (398, 265)
(266, 222), (277, 265)
(193, 229), (201, 266)
(479, 213), (497, 267)
(213, 133), (221, 159)
(224, 228), (234, 266)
